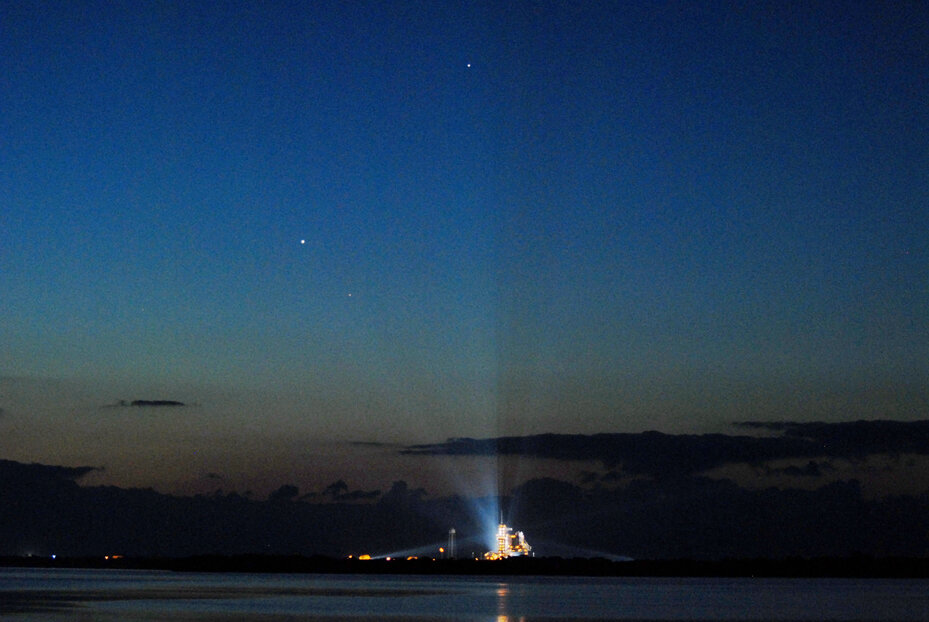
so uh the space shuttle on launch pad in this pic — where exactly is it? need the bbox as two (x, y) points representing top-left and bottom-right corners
(484, 522), (532, 560)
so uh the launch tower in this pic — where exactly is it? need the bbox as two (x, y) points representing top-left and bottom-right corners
(484, 523), (532, 560)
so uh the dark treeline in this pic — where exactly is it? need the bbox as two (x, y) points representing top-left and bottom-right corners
(3, 457), (929, 561)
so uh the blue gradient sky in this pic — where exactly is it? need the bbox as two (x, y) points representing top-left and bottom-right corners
(2, 1), (927, 495)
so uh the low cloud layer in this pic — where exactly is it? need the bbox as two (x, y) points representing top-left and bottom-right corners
(300, 480), (382, 503)
(103, 400), (188, 408)
(735, 420), (929, 456)
(0, 458), (99, 485)
(403, 420), (929, 478)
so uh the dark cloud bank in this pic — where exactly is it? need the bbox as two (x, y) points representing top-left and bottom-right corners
(4, 420), (929, 560)
(404, 419), (929, 478)
(102, 399), (188, 409)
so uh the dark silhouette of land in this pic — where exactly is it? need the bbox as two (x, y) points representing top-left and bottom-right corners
(4, 422), (929, 561)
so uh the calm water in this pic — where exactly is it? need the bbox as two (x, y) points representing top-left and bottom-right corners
(1, 567), (928, 621)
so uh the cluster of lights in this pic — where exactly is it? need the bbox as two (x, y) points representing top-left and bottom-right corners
(350, 523), (532, 561)
(483, 524), (531, 560)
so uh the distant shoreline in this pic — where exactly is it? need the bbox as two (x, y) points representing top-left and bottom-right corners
(4, 555), (929, 578)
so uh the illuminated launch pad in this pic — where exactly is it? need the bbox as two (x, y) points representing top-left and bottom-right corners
(483, 523), (532, 560)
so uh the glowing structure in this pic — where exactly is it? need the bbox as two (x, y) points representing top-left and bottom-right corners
(484, 523), (532, 560)
(448, 527), (456, 559)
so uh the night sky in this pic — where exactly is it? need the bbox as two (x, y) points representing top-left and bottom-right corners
(2, 1), (927, 498)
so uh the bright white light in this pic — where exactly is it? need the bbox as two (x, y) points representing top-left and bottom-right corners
(300, 239), (305, 244)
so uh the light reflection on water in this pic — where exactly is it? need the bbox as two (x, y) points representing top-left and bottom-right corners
(493, 582), (526, 622)
(2, 567), (929, 620)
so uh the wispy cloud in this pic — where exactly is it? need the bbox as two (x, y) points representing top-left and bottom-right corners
(102, 399), (192, 409)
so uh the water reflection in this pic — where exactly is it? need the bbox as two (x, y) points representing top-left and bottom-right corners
(5, 569), (926, 621)
(494, 583), (526, 622)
